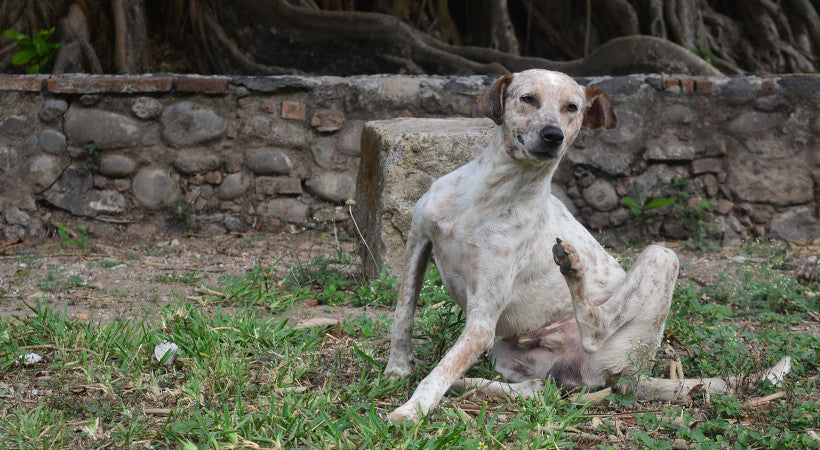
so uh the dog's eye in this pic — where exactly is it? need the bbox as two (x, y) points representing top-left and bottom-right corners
(520, 95), (535, 104)
(566, 103), (578, 112)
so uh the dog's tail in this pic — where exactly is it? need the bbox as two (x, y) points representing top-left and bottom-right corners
(634, 356), (792, 400)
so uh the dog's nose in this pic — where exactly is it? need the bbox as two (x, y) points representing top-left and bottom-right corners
(540, 126), (564, 147)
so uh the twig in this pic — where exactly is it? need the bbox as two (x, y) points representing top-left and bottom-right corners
(197, 286), (225, 297)
(210, 326), (241, 333)
(743, 391), (785, 408)
(346, 200), (378, 271)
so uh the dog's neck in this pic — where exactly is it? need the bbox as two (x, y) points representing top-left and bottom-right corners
(475, 128), (559, 212)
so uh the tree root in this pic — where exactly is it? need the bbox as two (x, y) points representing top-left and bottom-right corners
(1, 0), (815, 75)
(232, 0), (722, 76)
(202, 12), (302, 75)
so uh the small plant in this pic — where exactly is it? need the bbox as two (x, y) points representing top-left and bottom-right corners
(621, 181), (676, 229)
(83, 141), (103, 173)
(168, 200), (195, 231)
(154, 273), (202, 285)
(281, 250), (358, 304)
(670, 178), (719, 251)
(57, 224), (89, 250)
(693, 42), (718, 67)
(2, 27), (60, 74)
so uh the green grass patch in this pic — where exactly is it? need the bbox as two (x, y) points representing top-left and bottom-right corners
(0, 239), (817, 447)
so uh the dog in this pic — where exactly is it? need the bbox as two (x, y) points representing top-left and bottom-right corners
(384, 69), (791, 422)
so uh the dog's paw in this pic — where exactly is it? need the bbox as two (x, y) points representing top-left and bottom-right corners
(384, 360), (413, 379)
(552, 238), (581, 276)
(388, 403), (421, 423)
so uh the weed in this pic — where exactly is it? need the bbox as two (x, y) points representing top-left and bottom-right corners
(670, 178), (720, 251)
(216, 265), (303, 311)
(282, 250), (354, 290)
(621, 181), (676, 231)
(1, 240), (817, 448)
(168, 200), (195, 231)
(705, 238), (816, 319)
(37, 264), (64, 292)
(56, 224), (89, 250)
(15, 249), (42, 266)
(1, 27), (60, 74)
(693, 42), (718, 67)
(154, 272), (202, 285)
(82, 141), (103, 173)
(0, 402), (68, 449)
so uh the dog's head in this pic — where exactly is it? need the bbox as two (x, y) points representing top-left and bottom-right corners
(478, 69), (616, 163)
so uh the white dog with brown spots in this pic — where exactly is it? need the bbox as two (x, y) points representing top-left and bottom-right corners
(385, 69), (791, 422)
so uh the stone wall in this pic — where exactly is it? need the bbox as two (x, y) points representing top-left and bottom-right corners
(0, 73), (817, 247)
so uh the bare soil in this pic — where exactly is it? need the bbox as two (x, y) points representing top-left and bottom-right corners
(0, 228), (364, 324)
(1, 227), (817, 325)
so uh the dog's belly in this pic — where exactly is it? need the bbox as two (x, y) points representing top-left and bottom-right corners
(495, 271), (573, 337)
(491, 316), (591, 388)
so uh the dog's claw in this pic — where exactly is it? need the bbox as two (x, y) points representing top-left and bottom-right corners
(552, 238), (580, 276)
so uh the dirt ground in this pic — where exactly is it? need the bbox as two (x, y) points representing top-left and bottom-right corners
(1, 226), (817, 325)
(0, 227), (366, 324)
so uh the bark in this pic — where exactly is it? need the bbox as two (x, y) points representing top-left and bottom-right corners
(592, 0), (640, 38)
(489, 0), (520, 55)
(0, 0), (817, 75)
(111, 0), (148, 73)
(52, 3), (103, 73)
(233, 0), (509, 74)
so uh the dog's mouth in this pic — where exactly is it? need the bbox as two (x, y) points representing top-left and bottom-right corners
(528, 142), (562, 160)
(528, 149), (559, 160)
(516, 133), (561, 161)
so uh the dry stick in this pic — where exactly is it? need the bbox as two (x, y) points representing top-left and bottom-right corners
(743, 391), (786, 408)
(197, 286), (225, 297)
(210, 326), (241, 333)
(346, 200), (378, 272)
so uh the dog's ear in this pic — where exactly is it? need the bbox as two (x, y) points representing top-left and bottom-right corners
(478, 75), (513, 126)
(583, 86), (617, 130)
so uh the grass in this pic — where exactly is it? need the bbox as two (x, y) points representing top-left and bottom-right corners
(0, 239), (817, 448)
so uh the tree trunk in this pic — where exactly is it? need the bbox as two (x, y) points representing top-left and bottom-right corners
(112, 0), (148, 73)
(489, 0), (519, 55)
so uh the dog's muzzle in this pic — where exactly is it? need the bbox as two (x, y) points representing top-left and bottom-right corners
(530, 126), (564, 160)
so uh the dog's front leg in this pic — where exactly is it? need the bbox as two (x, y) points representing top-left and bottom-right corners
(385, 226), (432, 378)
(389, 315), (496, 422)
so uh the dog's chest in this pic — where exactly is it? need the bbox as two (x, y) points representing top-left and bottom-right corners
(423, 198), (571, 319)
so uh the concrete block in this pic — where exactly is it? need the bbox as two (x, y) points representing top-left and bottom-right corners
(354, 117), (494, 280)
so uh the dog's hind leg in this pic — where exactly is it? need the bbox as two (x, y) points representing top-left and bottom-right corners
(385, 225), (432, 378)
(637, 356), (792, 401)
(552, 239), (791, 400)
(552, 239), (678, 386)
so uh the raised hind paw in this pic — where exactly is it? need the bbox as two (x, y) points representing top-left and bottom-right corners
(552, 238), (581, 276)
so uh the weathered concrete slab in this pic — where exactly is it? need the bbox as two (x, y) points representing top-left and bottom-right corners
(354, 118), (494, 280)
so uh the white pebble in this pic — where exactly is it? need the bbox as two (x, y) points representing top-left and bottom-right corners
(154, 341), (179, 364)
(21, 352), (42, 365)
